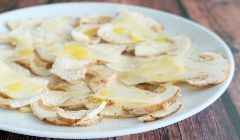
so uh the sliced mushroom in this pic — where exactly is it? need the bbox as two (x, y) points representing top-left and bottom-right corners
(123, 85), (180, 115)
(182, 53), (230, 87)
(42, 90), (70, 106)
(138, 101), (182, 122)
(0, 88), (46, 109)
(0, 60), (48, 108)
(72, 24), (101, 44)
(7, 62), (32, 77)
(90, 75), (180, 115)
(31, 100), (106, 126)
(59, 82), (90, 110)
(118, 52), (230, 87)
(97, 10), (163, 44)
(78, 15), (112, 25)
(50, 58), (93, 84)
(86, 102), (138, 118)
(6, 17), (44, 31)
(134, 35), (191, 57)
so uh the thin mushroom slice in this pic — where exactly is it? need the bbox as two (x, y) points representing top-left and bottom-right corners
(123, 85), (180, 115)
(97, 10), (163, 44)
(134, 35), (191, 57)
(1, 18), (44, 44)
(90, 75), (180, 115)
(59, 82), (90, 110)
(56, 108), (88, 123)
(31, 100), (106, 126)
(28, 53), (52, 76)
(86, 102), (138, 118)
(182, 52), (230, 87)
(9, 89), (46, 108)
(6, 17), (44, 31)
(47, 76), (71, 91)
(31, 100), (71, 126)
(138, 101), (182, 122)
(7, 62), (32, 77)
(42, 90), (70, 106)
(78, 15), (112, 25)
(35, 45), (61, 62)
(87, 65), (116, 93)
(71, 24), (101, 44)
(10, 51), (52, 76)
(118, 52), (230, 87)
(0, 60), (48, 108)
(81, 101), (107, 121)
(0, 88), (46, 109)
(69, 102), (107, 126)
(50, 58), (93, 84)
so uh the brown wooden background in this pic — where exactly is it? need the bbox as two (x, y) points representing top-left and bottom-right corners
(0, 0), (240, 139)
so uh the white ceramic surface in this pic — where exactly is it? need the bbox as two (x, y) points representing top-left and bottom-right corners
(0, 2), (234, 139)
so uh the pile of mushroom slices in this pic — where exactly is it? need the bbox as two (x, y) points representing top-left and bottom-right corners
(0, 9), (230, 126)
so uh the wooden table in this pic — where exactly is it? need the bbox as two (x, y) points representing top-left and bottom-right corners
(0, 0), (239, 139)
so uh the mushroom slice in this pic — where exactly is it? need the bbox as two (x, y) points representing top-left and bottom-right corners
(90, 75), (180, 115)
(86, 102), (138, 118)
(87, 65), (116, 93)
(61, 102), (107, 126)
(9, 89), (45, 108)
(28, 52), (52, 76)
(42, 90), (69, 106)
(56, 108), (88, 123)
(182, 52), (230, 87)
(97, 23), (132, 44)
(9, 50), (52, 76)
(118, 53), (230, 87)
(59, 82), (90, 110)
(6, 17), (44, 31)
(36, 17), (75, 37)
(71, 24), (101, 44)
(35, 45), (61, 62)
(134, 35), (191, 57)
(31, 100), (106, 126)
(1, 18), (44, 44)
(138, 101), (182, 122)
(0, 88), (46, 109)
(97, 10), (163, 44)
(0, 60), (48, 108)
(50, 58), (93, 84)
(122, 85), (180, 115)
(47, 76), (71, 91)
(31, 100), (70, 126)
(7, 62), (31, 77)
(78, 15), (112, 25)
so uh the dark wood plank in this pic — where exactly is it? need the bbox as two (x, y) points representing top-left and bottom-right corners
(0, 0), (48, 12)
(50, 0), (181, 15)
(180, 99), (238, 140)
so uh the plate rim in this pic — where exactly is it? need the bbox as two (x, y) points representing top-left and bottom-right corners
(0, 2), (235, 139)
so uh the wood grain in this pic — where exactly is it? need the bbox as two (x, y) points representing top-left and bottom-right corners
(0, 0), (239, 140)
(0, 0), (47, 12)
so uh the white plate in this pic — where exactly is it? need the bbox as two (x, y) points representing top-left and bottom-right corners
(0, 2), (234, 139)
